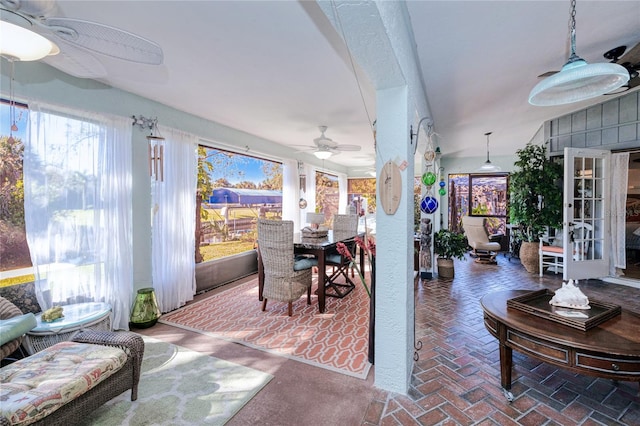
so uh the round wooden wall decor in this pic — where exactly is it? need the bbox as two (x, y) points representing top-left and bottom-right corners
(379, 160), (401, 215)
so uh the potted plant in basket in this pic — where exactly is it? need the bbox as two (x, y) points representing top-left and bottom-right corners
(509, 142), (562, 274)
(433, 229), (468, 279)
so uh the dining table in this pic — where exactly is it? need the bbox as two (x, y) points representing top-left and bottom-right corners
(258, 230), (365, 313)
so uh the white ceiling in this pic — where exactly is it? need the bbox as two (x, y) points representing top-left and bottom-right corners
(12, 1), (640, 171)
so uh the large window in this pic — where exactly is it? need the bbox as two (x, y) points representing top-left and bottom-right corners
(196, 146), (282, 262)
(0, 100), (32, 286)
(449, 173), (509, 236)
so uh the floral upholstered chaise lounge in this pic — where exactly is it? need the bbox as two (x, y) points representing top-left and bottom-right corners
(0, 330), (144, 426)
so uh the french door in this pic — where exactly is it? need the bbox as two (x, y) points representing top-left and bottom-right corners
(562, 148), (610, 280)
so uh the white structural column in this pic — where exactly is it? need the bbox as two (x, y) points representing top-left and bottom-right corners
(314, 0), (429, 394)
(375, 87), (416, 392)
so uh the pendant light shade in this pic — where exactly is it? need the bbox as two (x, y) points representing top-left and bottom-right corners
(528, 0), (629, 106)
(477, 132), (501, 173)
(529, 57), (629, 106)
(0, 20), (59, 61)
(313, 149), (333, 160)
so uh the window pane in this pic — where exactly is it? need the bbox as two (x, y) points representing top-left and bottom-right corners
(0, 100), (33, 284)
(316, 171), (339, 225)
(448, 174), (469, 233)
(197, 146), (282, 262)
(347, 178), (376, 216)
(470, 175), (508, 217)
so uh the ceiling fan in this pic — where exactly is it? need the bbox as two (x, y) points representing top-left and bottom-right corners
(537, 42), (640, 94)
(0, 0), (163, 78)
(296, 126), (361, 159)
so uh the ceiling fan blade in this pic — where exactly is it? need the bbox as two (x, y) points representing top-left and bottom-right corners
(41, 38), (107, 78)
(617, 41), (640, 66)
(537, 70), (559, 78)
(335, 144), (361, 152)
(44, 17), (163, 65)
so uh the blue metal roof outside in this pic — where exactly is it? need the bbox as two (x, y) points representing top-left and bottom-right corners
(207, 188), (282, 205)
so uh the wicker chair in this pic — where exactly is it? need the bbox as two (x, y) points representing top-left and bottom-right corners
(257, 219), (313, 316)
(324, 214), (359, 298)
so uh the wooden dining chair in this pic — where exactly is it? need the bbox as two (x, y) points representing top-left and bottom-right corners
(257, 219), (315, 316)
(324, 214), (358, 298)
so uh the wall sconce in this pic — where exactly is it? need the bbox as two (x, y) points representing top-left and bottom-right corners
(132, 115), (165, 181)
(409, 117), (432, 155)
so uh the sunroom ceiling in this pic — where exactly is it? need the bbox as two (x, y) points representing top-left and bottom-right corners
(29, 1), (640, 171)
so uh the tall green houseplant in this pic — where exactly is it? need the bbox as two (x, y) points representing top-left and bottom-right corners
(509, 143), (562, 273)
(433, 229), (467, 278)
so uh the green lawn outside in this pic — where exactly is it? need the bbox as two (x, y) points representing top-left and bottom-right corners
(200, 240), (256, 261)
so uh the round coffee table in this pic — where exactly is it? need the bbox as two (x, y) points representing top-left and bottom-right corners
(22, 302), (112, 355)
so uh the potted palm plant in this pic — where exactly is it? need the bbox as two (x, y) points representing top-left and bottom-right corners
(509, 143), (562, 273)
(434, 229), (468, 278)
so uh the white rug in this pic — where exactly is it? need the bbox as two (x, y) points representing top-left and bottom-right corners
(83, 335), (273, 426)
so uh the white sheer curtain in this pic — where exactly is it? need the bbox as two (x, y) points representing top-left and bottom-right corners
(610, 152), (629, 277)
(24, 103), (133, 330)
(337, 172), (347, 214)
(281, 159), (298, 228)
(151, 127), (197, 313)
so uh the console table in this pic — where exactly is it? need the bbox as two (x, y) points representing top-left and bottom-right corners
(481, 290), (640, 401)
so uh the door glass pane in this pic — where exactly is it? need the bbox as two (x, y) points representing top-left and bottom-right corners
(583, 157), (593, 177)
(593, 178), (602, 199)
(593, 157), (603, 179)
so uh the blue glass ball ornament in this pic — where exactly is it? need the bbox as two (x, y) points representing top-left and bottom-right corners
(421, 172), (437, 187)
(420, 195), (439, 214)
(439, 181), (446, 188)
(439, 188), (447, 196)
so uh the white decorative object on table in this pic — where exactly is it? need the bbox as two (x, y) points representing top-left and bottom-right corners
(549, 279), (590, 310)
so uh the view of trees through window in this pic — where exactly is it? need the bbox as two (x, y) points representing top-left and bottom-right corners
(196, 146), (283, 263)
(347, 177), (376, 216)
(0, 100), (32, 285)
(449, 173), (509, 236)
(315, 171), (339, 225)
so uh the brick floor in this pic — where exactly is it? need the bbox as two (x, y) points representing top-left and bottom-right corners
(366, 254), (640, 425)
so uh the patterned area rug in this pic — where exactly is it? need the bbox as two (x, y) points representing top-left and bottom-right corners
(159, 277), (372, 379)
(82, 335), (273, 426)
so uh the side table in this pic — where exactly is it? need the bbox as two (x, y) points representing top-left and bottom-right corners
(22, 302), (112, 355)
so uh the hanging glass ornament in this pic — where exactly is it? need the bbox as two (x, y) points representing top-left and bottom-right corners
(423, 150), (435, 163)
(439, 180), (446, 188)
(439, 188), (446, 196)
(421, 171), (436, 187)
(420, 195), (439, 214)
(423, 127), (436, 162)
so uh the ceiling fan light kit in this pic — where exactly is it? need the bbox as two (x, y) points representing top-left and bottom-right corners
(0, 0), (163, 78)
(314, 149), (333, 160)
(297, 125), (361, 160)
(0, 18), (59, 61)
(528, 0), (629, 106)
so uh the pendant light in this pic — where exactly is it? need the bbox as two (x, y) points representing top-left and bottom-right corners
(528, 0), (629, 106)
(477, 132), (501, 173)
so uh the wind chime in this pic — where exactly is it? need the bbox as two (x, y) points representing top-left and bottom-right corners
(132, 115), (165, 181)
(420, 127), (440, 215)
